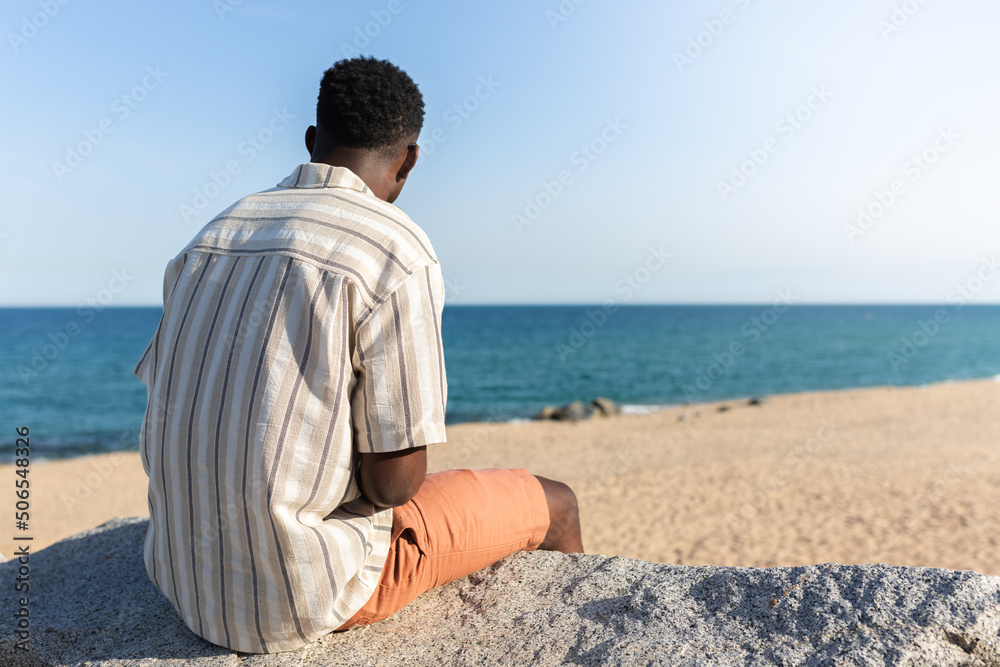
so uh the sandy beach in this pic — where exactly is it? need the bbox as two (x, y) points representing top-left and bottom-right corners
(4, 380), (999, 575)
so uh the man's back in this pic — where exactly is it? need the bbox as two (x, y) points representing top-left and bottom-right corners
(132, 162), (447, 652)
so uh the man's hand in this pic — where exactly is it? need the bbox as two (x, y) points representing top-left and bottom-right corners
(357, 446), (427, 508)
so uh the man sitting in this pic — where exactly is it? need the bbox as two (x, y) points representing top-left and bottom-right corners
(132, 56), (582, 654)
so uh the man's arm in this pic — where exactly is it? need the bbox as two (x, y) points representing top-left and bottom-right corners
(358, 446), (428, 508)
(351, 264), (447, 509)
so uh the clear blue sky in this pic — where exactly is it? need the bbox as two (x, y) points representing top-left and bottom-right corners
(3, 0), (999, 306)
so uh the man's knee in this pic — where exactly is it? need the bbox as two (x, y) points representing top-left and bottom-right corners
(534, 476), (579, 525)
(533, 475), (583, 553)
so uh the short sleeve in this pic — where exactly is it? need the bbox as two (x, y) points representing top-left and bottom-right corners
(131, 252), (188, 387)
(351, 263), (448, 453)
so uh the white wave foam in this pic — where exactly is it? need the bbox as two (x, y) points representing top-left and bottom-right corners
(620, 404), (676, 416)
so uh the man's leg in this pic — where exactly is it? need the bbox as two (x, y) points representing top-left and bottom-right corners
(534, 475), (584, 553)
(336, 468), (581, 630)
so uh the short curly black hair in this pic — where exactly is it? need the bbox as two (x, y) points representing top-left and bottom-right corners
(316, 56), (424, 156)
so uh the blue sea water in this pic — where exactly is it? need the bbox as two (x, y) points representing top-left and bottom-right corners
(1, 305), (998, 460)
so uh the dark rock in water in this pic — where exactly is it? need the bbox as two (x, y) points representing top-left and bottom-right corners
(590, 397), (621, 416)
(553, 400), (594, 421)
(748, 396), (766, 406)
(4, 517), (1000, 666)
(535, 398), (619, 421)
(533, 405), (558, 420)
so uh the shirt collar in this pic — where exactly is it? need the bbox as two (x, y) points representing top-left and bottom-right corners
(277, 162), (373, 195)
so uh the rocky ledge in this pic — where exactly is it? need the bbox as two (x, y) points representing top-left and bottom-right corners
(1, 517), (998, 666)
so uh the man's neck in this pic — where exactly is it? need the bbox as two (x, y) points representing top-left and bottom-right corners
(311, 149), (394, 201)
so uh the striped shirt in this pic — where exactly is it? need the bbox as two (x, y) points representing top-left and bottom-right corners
(131, 163), (448, 653)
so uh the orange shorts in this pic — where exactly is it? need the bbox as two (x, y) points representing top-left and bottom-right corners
(336, 468), (550, 630)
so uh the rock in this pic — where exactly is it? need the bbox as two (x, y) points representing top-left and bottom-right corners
(748, 396), (766, 406)
(535, 398), (620, 421)
(3, 517), (1000, 666)
(533, 405), (558, 420)
(677, 410), (690, 422)
(552, 400), (593, 422)
(590, 397), (621, 417)
(718, 405), (731, 412)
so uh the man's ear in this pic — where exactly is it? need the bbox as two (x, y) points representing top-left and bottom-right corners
(396, 143), (419, 181)
(305, 125), (317, 156)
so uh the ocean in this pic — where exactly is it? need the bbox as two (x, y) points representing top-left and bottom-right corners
(2, 304), (998, 461)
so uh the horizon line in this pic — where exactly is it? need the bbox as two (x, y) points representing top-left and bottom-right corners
(2, 302), (999, 309)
